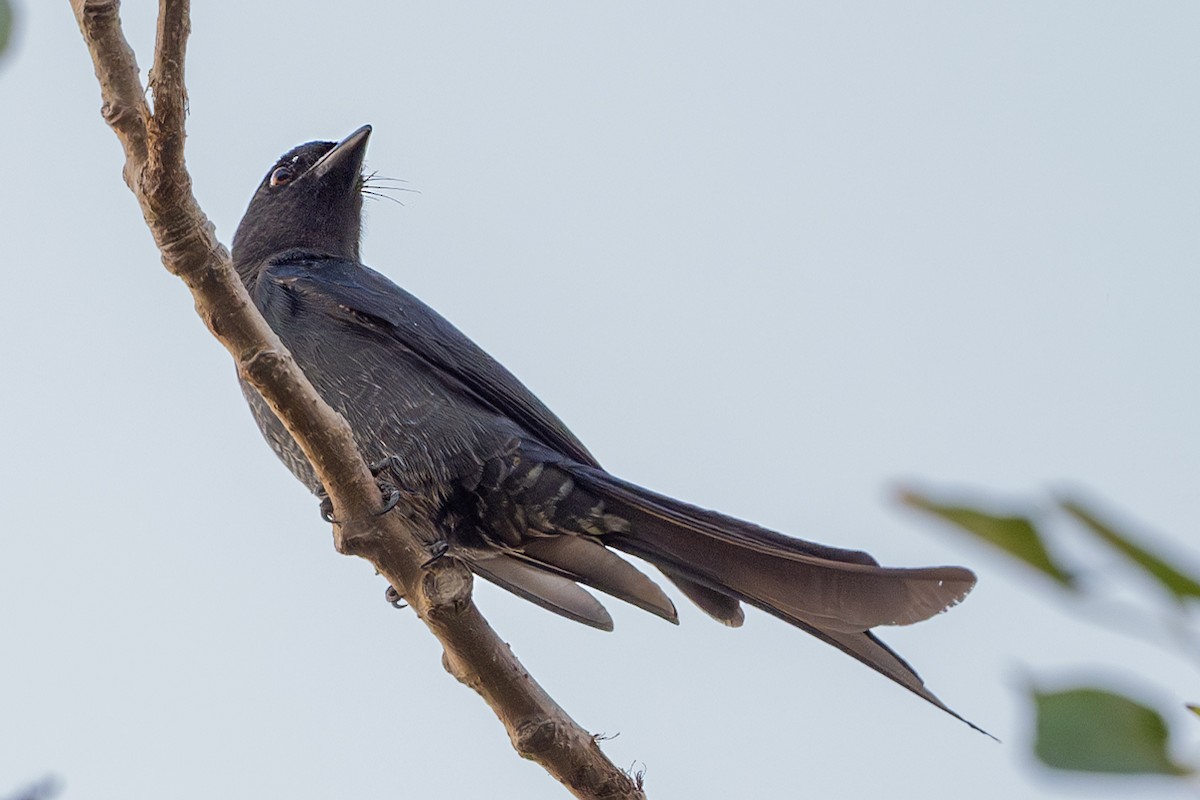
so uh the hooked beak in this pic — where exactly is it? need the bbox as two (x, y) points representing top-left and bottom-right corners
(310, 124), (372, 181)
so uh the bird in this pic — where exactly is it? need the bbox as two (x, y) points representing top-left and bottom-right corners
(231, 125), (983, 732)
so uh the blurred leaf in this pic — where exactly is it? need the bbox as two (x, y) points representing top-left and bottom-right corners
(1187, 704), (1199, 720)
(0, 0), (10, 59)
(2, 776), (60, 800)
(1061, 498), (1200, 602)
(900, 491), (1075, 587)
(1033, 687), (1193, 776)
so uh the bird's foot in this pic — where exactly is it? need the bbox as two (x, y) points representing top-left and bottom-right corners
(315, 471), (402, 525)
(381, 541), (448, 606)
(369, 456), (406, 480)
(319, 492), (336, 523)
(374, 479), (401, 516)
(384, 585), (407, 609)
(371, 456), (423, 517)
(422, 539), (450, 568)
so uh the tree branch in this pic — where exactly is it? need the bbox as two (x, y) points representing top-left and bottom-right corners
(70, 2), (647, 797)
(73, 0), (149, 186)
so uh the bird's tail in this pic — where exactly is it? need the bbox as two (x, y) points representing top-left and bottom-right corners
(565, 462), (989, 734)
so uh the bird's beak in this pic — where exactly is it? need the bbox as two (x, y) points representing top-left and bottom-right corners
(310, 124), (372, 182)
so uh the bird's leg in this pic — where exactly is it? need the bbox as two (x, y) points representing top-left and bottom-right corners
(367, 456), (446, 606)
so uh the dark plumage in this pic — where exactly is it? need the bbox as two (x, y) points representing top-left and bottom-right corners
(232, 125), (983, 731)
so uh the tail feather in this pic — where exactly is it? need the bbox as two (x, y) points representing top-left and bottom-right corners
(566, 463), (986, 731)
(467, 552), (614, 631)
(801, 623), (993, 738)
(658, 566), (745, 627)
(572, 465), (975, 630)
(520, 535), (678, 623)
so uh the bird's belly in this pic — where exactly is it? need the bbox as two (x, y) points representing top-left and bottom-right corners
(239, 337), (519, 507)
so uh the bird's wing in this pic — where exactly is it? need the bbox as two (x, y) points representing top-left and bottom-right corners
(259, 256), (601, 467)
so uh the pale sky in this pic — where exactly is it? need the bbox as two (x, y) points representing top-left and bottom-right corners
(3, 3), (1199, 798)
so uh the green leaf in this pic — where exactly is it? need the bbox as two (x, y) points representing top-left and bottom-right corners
(1187, 704), (1199, 720)
(1033, 687), (1193, 775)
(900, 490), (1075, 587)
(0, 0), (11, 59)
(1061, 498), (1200, 602)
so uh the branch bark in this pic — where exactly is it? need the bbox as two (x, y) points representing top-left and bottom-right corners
(70, 2), (647, 797)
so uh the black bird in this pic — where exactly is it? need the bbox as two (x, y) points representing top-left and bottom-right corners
(232, 125), (981, 730)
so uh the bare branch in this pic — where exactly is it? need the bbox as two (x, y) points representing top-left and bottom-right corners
(148, 0), (188, 170)
(71, 0), (149, 186)
(69, 1), (648, 797)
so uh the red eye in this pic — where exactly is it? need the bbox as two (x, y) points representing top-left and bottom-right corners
(270, 166), (295, 187)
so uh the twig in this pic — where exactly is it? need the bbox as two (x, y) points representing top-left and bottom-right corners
(69, 2), (646, 797)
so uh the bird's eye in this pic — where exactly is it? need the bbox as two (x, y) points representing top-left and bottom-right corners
(270, 166), (295, 187)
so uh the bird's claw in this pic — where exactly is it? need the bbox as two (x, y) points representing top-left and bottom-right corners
(385, 585), (407, 609)
(375, 479), (401, 516)
(383, 540), (446, 607)
(319, 494), (337, 523)
(315, 470), (402, 524)
(422, 539), (450, 568)
(371, 456), (417, 517)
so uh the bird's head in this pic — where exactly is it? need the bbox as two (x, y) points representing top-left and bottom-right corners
(232, 125), (372, 283)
